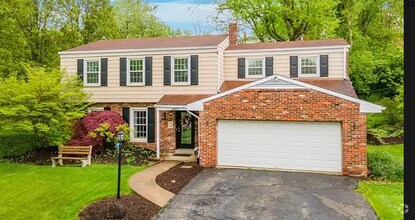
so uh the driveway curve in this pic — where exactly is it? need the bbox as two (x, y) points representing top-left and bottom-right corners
(153, 169), (376, 220)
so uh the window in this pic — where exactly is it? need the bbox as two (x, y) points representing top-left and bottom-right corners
(84, 60), (100, 86)
(246, 58), (265, 78)
(299, 56), (319, 76)
(128, 58), (145, 85)
(172, 57), (190, 85)
(130, 108), (147, 142)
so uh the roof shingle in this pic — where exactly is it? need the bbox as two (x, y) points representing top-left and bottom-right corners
(63, 34), (228, 52)
(226, 39), (349, 51)
(156, 94), (213, 106)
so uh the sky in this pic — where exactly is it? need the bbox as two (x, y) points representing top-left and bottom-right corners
(145, 0), (223, 34)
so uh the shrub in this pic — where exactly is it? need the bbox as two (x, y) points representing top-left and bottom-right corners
(367, 149), (403, 181)
(68, 111), (128, 153)
(367, 98), (404, 138)
(0, 132), (38, 158)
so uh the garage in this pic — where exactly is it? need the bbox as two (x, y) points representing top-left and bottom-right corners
(217, 120), (342, 173)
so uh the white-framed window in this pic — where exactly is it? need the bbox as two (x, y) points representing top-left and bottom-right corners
(299, 56), (319, 77)
(87, 107), (104, 113)
(246, 58), (265, 78)
(130, 108), (147, 142)
(127, 58), (145, 86)
(84, 59), (100, 86)
(171, 56), (190, 85)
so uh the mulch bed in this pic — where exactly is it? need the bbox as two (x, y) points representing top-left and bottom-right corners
(155, 162), (205, 194)
(9, 146), (59, 165)
(78, 194), (160, 220)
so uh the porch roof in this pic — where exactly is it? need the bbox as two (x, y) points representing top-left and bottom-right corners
(156, 94), (213, 106)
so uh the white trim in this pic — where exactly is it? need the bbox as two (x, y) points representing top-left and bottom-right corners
(87, 107), (104, 113)
(58, 46), (218, 56)
(84, 59), (101, 86)
(186, 74), (385, 113)
(171, 56), (191, 86)
(127, 57), (145, 86)
(130, 107), (148, 142)
(249, 86), (305, 90)
(298, 56), (319, 77)
(224, 45), (350, 54)
(245, 57), (265, 78)
(153, 105), (187, 110)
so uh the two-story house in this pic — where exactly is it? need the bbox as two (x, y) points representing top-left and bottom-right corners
(59, 23), (383, 177)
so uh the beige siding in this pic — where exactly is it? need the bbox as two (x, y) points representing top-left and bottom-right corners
(217, 38), (229, 90)
(224, 48), (346, 80)
(60, 51), (219, 103)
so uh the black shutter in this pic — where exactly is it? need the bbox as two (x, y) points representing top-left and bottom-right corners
(290, 56), (298, 77)
(190, 55), (198, 85)
(120, 58), (127, 86)
(147, 108), (155, 143)
(122, 107), (130, 124)
(265, 57), (273, 76)
(237, 58), (245, 78)
(100, 58), (108, 86)
(320, 55), (329, 77)
(163, 56), (171, 85)
(77, 59), (84, 81)
(145, 57), (152, 85)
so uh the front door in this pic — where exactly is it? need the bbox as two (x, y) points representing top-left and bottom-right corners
(176, 111), (195, 149)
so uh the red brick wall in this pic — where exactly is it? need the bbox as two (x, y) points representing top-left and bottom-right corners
(92, 103), (176, 153)
(199, 89), (367, 177)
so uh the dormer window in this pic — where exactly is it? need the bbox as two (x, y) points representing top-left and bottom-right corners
(171, 56), (190, 85)
(299, 56), (319, 77)
(246, 58), (265, 78)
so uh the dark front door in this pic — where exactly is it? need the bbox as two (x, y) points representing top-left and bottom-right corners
(176, 111), (195, 149)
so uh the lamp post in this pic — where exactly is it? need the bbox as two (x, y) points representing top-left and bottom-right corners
(116, 131), (124, 199)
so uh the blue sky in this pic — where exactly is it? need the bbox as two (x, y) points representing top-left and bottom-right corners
(145, 0), (222, 34)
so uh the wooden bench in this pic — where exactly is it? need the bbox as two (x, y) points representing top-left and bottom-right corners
(51, 145), (92, 167)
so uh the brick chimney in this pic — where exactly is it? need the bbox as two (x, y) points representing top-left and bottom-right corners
(229, 22), (238, 45)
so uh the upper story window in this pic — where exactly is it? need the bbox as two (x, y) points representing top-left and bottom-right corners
(246, 58), (265, 78)
(128, 58), (145, 86)
(84, 60), (100, 86)
(299, 56), (319, 76)
(172, 57), (190, 85)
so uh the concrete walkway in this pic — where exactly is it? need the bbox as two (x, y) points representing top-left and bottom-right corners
(129, 161), (180, 207)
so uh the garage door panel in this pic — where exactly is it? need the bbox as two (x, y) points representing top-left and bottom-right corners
(217, 120), (342, 173)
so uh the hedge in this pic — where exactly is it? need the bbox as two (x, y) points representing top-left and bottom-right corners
(0, 132), (38, 158)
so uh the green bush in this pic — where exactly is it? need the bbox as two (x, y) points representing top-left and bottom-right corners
(0, 132), (38, 158)
(367, 98), (404, 138)
(367, 149), (403, 181)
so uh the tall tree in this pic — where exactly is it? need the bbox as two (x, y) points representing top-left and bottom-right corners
(113, 0), (171, 38)
(218, 0), (339, 41)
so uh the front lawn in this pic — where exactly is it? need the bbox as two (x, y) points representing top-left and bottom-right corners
(358, 144), (404, 220)
(0, 163), (146, 219)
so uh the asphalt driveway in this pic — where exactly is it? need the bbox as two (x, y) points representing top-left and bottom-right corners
(153, 169), (376, 220)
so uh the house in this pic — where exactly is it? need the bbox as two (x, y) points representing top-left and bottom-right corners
(59, 23), (384, 177)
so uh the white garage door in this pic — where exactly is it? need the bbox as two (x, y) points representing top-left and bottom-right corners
(217, 120), (342, 173)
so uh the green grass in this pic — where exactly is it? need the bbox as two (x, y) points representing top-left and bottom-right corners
(358, 181), (403, 220)
(0, 163), (147, 220)
(358, 144), (404, 220)
(368, 144), (403, 162)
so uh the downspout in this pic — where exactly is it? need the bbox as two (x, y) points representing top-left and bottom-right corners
(156, 108), (160, 159)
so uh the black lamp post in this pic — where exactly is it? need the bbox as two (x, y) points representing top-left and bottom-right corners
(116, 131), (124, 199)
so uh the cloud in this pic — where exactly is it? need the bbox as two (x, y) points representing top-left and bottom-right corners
(152, 2), (217, 23)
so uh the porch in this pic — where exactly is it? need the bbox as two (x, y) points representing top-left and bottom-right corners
(154, 94), (211, 162)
